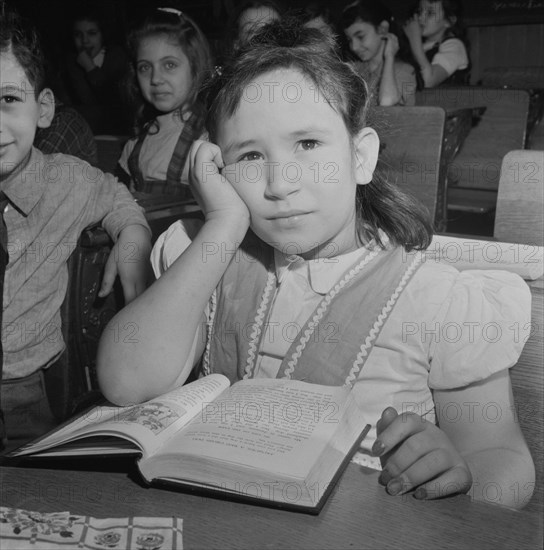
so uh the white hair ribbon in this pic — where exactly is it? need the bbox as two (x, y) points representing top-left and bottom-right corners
(157, 7), (183, 17)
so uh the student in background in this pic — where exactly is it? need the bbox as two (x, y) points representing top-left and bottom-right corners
(97, 21), (534, 509)
(341, 0), (417, 106)
(216, 1), (283, 71)
(33, 36), (98, 165)
(62, 7), (130, 133)
(403, 0), (469, 87)
(117, 7), (213, 196)
(0, 9), (151, 451)
(228, 0), (283, 53)
(298, 2), (336, 36)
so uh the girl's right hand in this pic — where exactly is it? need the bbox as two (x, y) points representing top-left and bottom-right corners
(403, 16), (422, 44)
(188, 140), (250, 227)
(373, 407), (472, 500)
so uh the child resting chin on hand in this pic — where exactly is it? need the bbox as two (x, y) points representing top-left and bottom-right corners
(97, 19), (534, 509)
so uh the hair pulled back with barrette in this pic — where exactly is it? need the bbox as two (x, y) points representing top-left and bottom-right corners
(204, 17), (368, 142)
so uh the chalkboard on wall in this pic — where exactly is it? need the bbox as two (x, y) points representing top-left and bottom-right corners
(462, 0), (544, 25)
(382, 0), (544, 25)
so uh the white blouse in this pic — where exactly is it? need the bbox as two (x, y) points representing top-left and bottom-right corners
(119, 111), (187, 182)
(151, 221), (531, 468)
(423, 37), (469, 76)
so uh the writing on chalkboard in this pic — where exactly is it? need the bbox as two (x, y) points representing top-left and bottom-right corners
(383, 0), (544, 25)
(493, 1), (544, 11)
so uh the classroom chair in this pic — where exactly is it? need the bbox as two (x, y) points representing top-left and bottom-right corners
(46, 199), (202, 421)
(41, 134), (128, 418)
(509, 282), (544, 515)
(416, 87), (531, 215)
(528, 120), (544, 151)
(494, 149), (544, 512)
(94, 135), (129, 174)
(372, 106), (446, 231)
(494, 149), (544, 247)
(481, 66), (544, 147)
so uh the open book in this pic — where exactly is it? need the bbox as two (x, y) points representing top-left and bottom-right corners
(9, 374), (370, 514)
(427, 235), (543, 280)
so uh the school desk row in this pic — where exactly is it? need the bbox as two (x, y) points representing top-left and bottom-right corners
(378, 86), (543, 229)
(414, 86), (536, 222)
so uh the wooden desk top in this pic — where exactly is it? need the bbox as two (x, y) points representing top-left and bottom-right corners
(1, 460), (542, 550)
(444, 106), (487, 119)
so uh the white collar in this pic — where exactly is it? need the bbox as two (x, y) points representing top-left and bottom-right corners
(273, 246), (369, 295)
(422, 40), (439, 52)
(93, 48), (106, 68)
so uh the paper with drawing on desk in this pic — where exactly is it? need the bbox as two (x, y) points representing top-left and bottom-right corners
(0, 507), (183, 549)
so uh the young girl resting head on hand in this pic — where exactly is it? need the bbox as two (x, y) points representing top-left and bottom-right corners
(403, 0), (469, 87)
(98, 20), (534, 509)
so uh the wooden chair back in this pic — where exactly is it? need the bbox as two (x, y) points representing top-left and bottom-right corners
(494, 150), (544, 246)
(51, 205), (202, 421)
(372, 106), (446, 230)
(481, 67), (544, 144)
(94, 135), (129, 175)
(509, 283), (544, 514)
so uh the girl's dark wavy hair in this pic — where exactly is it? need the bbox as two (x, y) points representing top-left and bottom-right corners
(0, 8), (46, 95)
(408, 0), (468, 45)
(202, 18), (432, 251)
(124, 8), (213, 136)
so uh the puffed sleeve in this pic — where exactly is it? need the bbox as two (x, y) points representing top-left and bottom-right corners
(431, 38), (469, 76)
(150, 220), (191, 278)
(428, 270), (532, 389)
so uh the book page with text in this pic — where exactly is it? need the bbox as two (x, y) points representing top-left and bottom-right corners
(154, 379), (354, 478)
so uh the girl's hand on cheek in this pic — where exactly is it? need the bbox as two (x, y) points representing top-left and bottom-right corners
(373, 407), (472, 500)
(403, 17), (422, 43)
(188, 140), (250, 227)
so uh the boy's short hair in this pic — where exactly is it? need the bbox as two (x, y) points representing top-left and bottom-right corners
(0, 8), (46, 94)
